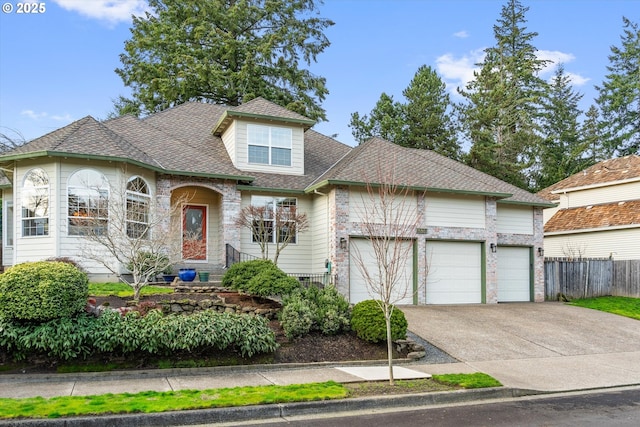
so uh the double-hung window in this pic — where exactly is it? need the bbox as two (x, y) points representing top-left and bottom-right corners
(22, 168), (49, 236)
(247, 124), (292, 166)
(68, 169), (109, 236)
(251, 196), (298, 244)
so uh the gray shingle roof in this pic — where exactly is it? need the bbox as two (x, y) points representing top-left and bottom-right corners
(310, 137), (552, 206)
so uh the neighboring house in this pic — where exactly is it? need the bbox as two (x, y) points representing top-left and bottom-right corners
(0, 98), (552, 304)
(537, 155), (640, 260)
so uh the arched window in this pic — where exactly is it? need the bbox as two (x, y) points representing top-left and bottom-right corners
(126, 176), (150, 238)
(22, 168), (49, 236)
(68, 169), (109, 236)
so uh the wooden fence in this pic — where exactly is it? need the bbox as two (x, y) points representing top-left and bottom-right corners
(545, 258), (640, 300)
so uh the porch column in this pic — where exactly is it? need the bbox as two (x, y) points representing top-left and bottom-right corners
(220, 181), (242, 266)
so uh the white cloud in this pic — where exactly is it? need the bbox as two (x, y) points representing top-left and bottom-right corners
(21, 110), (73, 122)
(53, 0), (149, 25)
(453, 30), (469, 38)
(21, 110), (48, 120)
(435, 49), (485, 94)
(536, 49), (576, 75)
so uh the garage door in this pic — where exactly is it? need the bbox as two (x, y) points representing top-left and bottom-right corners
(349, 238), (414, 305)
(497, 246), (531, 302)
(426, 241), (482, 304)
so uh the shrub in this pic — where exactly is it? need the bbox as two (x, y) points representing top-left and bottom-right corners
(350, 300), (407, 343)
(279, 292), (314, 339)
(280, 285), (350, 339)
(223, 260), (300, 297)
(127, 251), (170, 277)
(0, 261), (89, 322)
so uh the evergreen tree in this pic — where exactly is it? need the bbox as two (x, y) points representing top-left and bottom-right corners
(350, 66), (459, 159)
(581, 105), (607, 163)
(535, 64), (591, 190)
(458, 0), (548, 189)
(596, 17), (640, 156)
(349, 93), (406, 145)
(402, 65), (460, 159)
(115, 0), (333, 120)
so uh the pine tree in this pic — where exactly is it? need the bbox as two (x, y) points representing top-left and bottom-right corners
(458, 0), (548, 189)
(596, 17), (640, 156)
(581, 105), (607, 163)
(115, 0), (333, 120)
(535, 64), (591, 190)
(349, 93), (406, 145)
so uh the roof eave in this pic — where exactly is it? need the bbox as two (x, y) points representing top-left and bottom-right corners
(236, 184), (306, 195)
(213, 111), (315, 136)
(0, 151), (256, 182)
(498, 199), (557, 208)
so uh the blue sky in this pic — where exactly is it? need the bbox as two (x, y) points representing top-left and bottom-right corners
(0, 0), (636, 147)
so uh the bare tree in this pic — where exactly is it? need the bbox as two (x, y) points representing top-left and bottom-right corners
(350, 162), (424, 385)
(0, 127), (26, 153)
(235, 200), (309, 265)
(76, 174), (194, 300)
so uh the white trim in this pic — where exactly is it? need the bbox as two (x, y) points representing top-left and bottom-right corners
(545, 223), (640, 236)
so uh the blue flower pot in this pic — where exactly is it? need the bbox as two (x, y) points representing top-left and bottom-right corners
(178, 268), (196, 282)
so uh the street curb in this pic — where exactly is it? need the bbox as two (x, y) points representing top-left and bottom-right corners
(2, 387), (539, 427)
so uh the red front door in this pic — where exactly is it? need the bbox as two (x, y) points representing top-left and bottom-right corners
(183, 205), (207, 260)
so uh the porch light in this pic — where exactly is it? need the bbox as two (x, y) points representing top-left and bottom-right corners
(340, 237), (347, 250)
(490, 243), (497, 253)
(538, 247), (544, 257)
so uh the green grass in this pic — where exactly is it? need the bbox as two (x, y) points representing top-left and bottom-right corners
(0, 373), (502, 420)
(88, 282), (174, 297)
(432, 373), (503, 389)
(569, 296), (640, 320)
(0, 382), (347, 419)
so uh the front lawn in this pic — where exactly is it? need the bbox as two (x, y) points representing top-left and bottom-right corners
(88, 282), (174, 297)
(569, 296), (640, 320)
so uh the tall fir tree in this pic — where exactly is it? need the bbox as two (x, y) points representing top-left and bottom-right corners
(458, 0), (548, 190)
(581, 105), (607, 163)
(402, 66), (460, 159)
(350, 66), (459, 159)
(596, 17), (640, 157)
(115, 0), (333, 120)
(536, 64), (591, 191)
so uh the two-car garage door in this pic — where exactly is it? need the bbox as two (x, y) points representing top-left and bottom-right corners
(425, 242), (531, 304)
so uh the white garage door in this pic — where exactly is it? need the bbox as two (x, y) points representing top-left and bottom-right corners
(349, 238), (414, 305)
(426, 241), (482, 304)
(497, 246), (531, 302)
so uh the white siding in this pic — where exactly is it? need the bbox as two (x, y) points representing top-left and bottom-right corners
(233, 119), (305, 175)
(497, 205), (533, 234)
(425, 194), (485, 228)
(2, 189), (14, 267)
(349, 189), (419, 224)
(561, 181), (640, 208)
(544, 228), (640, 260)
(238, 194), (313, 274)
(311, 193), (329, 274)
(221, 120), (237, 167)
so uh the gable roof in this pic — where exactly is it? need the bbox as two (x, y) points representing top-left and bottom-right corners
(308, 138), (553, 206)
(545, 200), (640, 233)
(537, 155), (640, 201)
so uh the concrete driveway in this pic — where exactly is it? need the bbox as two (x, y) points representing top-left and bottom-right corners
(401, 302), (640, 391)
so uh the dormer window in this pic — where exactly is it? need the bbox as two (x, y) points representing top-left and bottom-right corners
(247, 124), (292, 166)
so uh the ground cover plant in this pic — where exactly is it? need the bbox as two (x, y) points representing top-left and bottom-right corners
(0, 374), (502, 419)
(88, 282), (174, 297)
(569, 296), (640, 320)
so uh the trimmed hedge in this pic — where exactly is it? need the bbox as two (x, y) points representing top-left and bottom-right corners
(0, 261), (89, 322)
(350, 299), (407, 343)
(222, 260), (300, 297)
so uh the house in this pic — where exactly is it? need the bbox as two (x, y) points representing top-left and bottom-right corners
(0, 98), (553, 304)
(537, 155), (640, 260)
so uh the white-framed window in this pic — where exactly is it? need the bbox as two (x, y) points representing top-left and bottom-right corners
(68, 169), (109, 236)
(4, 201), (14, 246)
(247, 124), (292, 166)
(126, 176), (151, 239)
(21, 168), (49, 236)
(251, 196), (298, 244)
